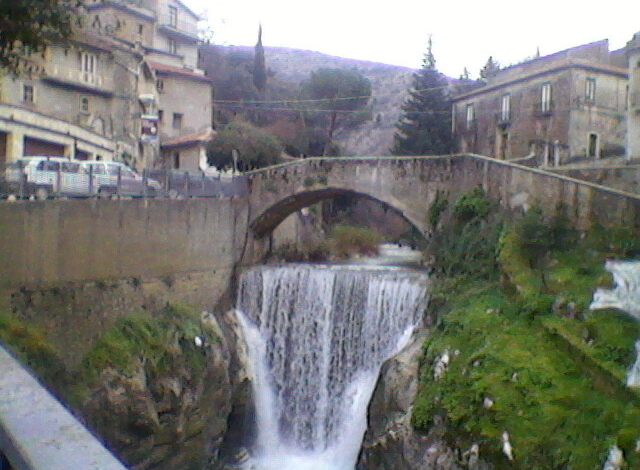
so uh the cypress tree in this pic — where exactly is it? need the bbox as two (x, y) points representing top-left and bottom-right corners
(252, 24), (267, 92)
(392, 37), (455, 156)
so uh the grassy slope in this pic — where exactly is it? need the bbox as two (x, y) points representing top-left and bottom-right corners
(414, 193), (640, 469)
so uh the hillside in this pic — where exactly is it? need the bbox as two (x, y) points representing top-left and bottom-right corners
(213, 46), (416, 156)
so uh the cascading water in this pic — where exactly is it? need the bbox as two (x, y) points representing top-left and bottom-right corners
(590, 259), (640, 388)
(236, 264), (428, 470)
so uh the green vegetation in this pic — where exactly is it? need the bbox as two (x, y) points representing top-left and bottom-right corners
(200, 44), (375, 158)
(76, 303), (211, 395)
(0, 303), (212, 408)
(0, 0), (79, 73)
(328, 224), (381, 258)
(415, 189), (640, 469)
(207, 121), (284, 171)
(301, 68), (372, 156)
(269, 224), (381, 262)
(0, 312), (68, 393)
(392, 37), (456, 156)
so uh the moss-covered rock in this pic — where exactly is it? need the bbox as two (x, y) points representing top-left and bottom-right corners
(73, 303), (233, 470)
(413, 198), (640, 470)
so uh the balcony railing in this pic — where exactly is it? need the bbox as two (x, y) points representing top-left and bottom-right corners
(45, 65), (113, 94)
(533, 100), (555, 117)
(158, 16), (199, 40)
(494, 110), (511, 125)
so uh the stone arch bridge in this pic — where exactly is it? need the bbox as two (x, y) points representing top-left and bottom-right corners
(241, 154), (640, 261)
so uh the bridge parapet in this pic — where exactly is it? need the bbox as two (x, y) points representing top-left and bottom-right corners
(245, 154), (640, 243)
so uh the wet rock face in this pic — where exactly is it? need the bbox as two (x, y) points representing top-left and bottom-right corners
(78, 309), (254, 470)
(358, 331), (486, 470)
(81, 329), (233, 470)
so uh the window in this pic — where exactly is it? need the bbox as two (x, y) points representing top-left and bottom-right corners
(585, 77), (596, 103)
(107, 164), (121, 176)
(172, 112), (183, 129)
(173, 152), (180, 169)
(158, 109), (164, 123)
(80, 52), (97, 84)
(61, 162), (81, 173)
(168, 5), (178, 27)
(80, 96), (89, 112)
(37, 160), (60, 171)
(541, 83), (552, 112)
(156, 78), (164, 92)
(588, 133), (599, 158)
(23, 85), (34, 103)
(168, 39), (177, 54)
(451, 105), (456, 133)
(466, 103), (475, 129)
(138, 24), (144, 34)
(501, 93), (511, 121)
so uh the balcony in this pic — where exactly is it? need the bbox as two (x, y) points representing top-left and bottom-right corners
(158, 16), (199, 42)
(494, 111), (511, 126)
(43, 65), (113, 97)
(533, 100), (555, 117)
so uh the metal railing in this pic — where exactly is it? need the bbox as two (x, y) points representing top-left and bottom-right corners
(533, 100), (555, 117)
(494, 110), (511, 125)
(0, 162), (249, 200)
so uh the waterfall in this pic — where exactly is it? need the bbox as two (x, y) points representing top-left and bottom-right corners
(590, 260), (640, 388)
(236, 264), (428, 470)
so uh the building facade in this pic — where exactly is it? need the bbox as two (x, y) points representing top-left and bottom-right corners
(452, 41), (629, 166)
(0, 0), (214, 170)
(628, 33), (640, 160)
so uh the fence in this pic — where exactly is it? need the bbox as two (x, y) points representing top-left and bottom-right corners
(0, 160), (249, 200)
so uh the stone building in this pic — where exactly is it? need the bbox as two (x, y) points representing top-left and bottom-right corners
(452, 40), (629, 166)
(627, 33), (640, 160)
(0, 0), (215, 170)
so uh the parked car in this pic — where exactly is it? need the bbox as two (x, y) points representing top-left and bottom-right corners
(4, 156), (90, 198)
(80, 161), (162, 197)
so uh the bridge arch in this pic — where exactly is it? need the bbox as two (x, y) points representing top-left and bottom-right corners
(249, 187), (428, 239)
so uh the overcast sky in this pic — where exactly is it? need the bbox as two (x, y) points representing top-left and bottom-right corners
(190, 0), (639, 78)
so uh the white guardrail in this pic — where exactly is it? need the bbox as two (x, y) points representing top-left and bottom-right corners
(0, 345), (129, 470)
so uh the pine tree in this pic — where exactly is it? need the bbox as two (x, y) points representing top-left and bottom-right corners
(392, 37), (455, 156)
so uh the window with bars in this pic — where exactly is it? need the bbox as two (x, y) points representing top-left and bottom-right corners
(585, 77), (596, 103)
(169, 6), (177, 27)
(168, 39), (177, 54)
(80, 52), (98, 84)
(466, 103), (475, 129)
(541, 83), (552, 112)
(501, 93), (511, 121)
(23, 85), (34, 103)
(172, 112), (183, 129)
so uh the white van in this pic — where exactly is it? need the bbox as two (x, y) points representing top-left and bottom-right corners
(5, 156), (90, 198)
(81, 161), (162, 196)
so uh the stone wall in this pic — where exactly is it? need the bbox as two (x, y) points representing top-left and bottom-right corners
(246, 155), (640, 254)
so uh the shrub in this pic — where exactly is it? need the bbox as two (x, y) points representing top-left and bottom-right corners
(428, 191), (449, 228)
(328, 224), (381, 259)
(453, 187), (490, 224)
(207, 121), (284, 171)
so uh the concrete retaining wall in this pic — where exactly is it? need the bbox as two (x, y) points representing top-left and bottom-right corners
(0, 198), (248, 288)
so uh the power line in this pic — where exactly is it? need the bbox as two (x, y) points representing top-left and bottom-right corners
(211, 84), (452, 105)
(215, 103), (453, 115)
